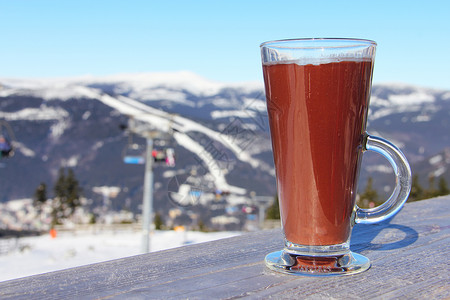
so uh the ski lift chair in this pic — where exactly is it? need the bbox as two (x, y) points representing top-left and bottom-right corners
(123, 133), (146, 165)
(0, 136), (13, 158)
(152, 148), (166, 163)
(165, 148), (176, 167)
(0, 121), (15, 159)
(153, 136), (176, 167)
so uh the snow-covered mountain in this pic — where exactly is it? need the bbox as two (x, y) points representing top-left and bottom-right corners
(0, 72), (449, 217)
(0, 72), (273, 226)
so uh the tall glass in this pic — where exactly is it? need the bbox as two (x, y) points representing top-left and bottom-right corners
(261, 38), (411, 276)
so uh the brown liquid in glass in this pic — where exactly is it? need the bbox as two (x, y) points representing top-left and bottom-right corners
(263, 60), (373, 245)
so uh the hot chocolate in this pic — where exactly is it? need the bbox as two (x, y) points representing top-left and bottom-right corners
(263, 59), (373, 246)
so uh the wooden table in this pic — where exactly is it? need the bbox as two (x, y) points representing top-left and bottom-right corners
(1, 196), (449, 299)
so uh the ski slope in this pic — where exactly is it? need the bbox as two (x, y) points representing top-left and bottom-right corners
(76, 86), (259, 195)
(0, 229), (240, 282)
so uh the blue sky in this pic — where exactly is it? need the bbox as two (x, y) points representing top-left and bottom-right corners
(0, 0), (449, 89)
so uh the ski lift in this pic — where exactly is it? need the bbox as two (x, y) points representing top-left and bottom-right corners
(152, 139), (176, 167)
(0, 120), (15, 159)
(152, 148), (166, 163)
(148, 132), (176, 167)
(165, 148), (175, 167)
(122, 114), (177, 166)
(123, 133), (146, 164)
(150, 147), (176, 166)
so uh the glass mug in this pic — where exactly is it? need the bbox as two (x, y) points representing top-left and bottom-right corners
(261, 38), (412, 276)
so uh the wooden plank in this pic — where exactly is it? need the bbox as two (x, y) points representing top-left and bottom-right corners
(0, 196), (449, 299)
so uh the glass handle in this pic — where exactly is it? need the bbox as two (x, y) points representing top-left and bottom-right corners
(355, 134), (412, 224)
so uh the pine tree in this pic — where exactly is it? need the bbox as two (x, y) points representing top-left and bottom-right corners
(65, 168), (82, 215)
(33, 182), (47, 213)
(51, 167), (82, 226)
(154, 212), (164, 230)
(424, 176), (438, 199)
(197, 219), (208, 232)
(54, 168), (67, 200)
(266, 195), (280, 220)
(437, 177), (450, 196)
(52, 168), (66, 226)
(34, 182), (47, 205)
(408, 174), (424, 202)
(359, 177), (379, 206)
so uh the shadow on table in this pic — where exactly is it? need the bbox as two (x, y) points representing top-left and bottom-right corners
(350, 217), (419, 252)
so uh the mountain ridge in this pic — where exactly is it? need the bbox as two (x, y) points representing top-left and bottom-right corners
(0, 72), (448, 225)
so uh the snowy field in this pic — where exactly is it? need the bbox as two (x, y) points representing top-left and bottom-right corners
(0, 228), (240, 282)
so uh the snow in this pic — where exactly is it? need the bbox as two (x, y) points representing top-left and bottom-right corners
(90, 71), (228, 97)
(211, 215), (240, 225)
(82, 111), (91, 120)
(370, 96), (391, 107)
(369, 104), (425, 121)
(0, 228), (240, 282)
(61, 155), (79, 167)
(242, 97), (267, 111)
(7, 73), (444, 202)
(0, 72), (238, 105)
(0, 81), (89, 101)
(432, 166), (447, 177)
(74, 88), (261, 194)
(369, 84), (447, 120)
(92, 141), (104, 151)
(92, 186), (121, 197)
(162, 169), (185, 178)
(208, 97), (240, 109)
(171, 131), (245, 194)
(3, 199), (30, 212)
(429, 154), (443, 165)
(365, 164), (393, 174)
(0, 105), (69, 121)
(412, 115), (431, 122)
(211, 109), (256, 119)
(50, 119), (71, 139)
(388, 91), (435, 105)
(129, 88), (195, 107)
(12, 141), (36, 157)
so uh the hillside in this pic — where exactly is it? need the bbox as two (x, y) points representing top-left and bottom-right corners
(0, 72), (449, 226)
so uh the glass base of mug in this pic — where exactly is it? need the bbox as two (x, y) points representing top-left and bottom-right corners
(265, 250), (370, 276)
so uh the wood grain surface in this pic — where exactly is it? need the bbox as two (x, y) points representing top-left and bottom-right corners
(0, 195), (449, 299)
